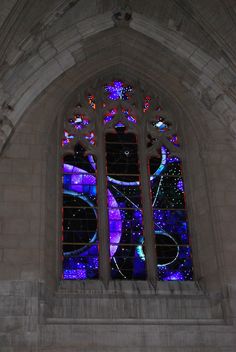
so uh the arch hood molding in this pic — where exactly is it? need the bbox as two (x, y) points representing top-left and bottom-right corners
(0, 2), (236, 152)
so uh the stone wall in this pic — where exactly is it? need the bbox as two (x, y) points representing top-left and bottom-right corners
(0, 1), (236, 351)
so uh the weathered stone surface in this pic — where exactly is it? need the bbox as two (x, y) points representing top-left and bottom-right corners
(0, 1), (236, 351)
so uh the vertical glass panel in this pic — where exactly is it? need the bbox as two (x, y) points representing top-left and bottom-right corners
(106, 127), (146, 279)
(63, 144), (98, 279)
(150, 147), (193, 281)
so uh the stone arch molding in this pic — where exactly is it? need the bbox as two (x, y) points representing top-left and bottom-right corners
(1, 8), (236, 152)
(23, 60), (220, 294)
(57, 71), (204, 281)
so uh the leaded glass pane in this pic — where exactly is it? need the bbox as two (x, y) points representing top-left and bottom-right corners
(63, 144), (98, 279)
(150, 148), (193, 281)
(106, 128), (146, 279)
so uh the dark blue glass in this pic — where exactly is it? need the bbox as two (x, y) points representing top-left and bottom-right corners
(63, 144), (99, 280)
(106, 128), (146, 280)
(150, 148), (193, 281)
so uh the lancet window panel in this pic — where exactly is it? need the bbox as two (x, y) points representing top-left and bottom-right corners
(61, 80), (193, 281)
(63, 145), (98, 280)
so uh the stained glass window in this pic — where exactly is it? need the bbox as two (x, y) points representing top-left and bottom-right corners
(106, 128), (145, 279)
(150, 149), (192, 281)
(63, 145), (98, 279)
(62, 80), (193, 281)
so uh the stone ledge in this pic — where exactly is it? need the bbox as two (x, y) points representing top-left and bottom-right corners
(45, 317), (225, 326)
(56, 280), (204, 296)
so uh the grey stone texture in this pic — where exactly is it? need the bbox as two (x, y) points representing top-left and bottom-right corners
(0, 0), (236, 351)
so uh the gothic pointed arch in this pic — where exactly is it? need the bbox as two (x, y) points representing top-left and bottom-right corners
(62, 79), (193, 282)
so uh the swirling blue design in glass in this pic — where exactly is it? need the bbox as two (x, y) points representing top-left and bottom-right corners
(150, 149), (193, 280)
(63, 138), (192, 281)
(136, 230), (179, 267)
(103, 129), (192, 280)
(63, 162), (122, 279)
(106, 129), (146, 279)
(63, 161), (98, 279)
(103, 124), (192, 280)
(63, 189), (97, 257)
(88, 146), (167, 186)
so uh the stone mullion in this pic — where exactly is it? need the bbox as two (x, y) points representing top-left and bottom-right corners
(137, 120), (157, 285)
(95, 103), (110, 286)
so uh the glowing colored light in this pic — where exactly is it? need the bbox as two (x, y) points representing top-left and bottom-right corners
(87, 146), (167, 186)
(62, 130), (75, 146)
(104, 108), (118, 124)
(177, 179), (184, 192)
(64, 269), (87, 280)
(69, 114), (89, 130)
(169, 134), (180, 147)
(105, 81), (133, 101)
(153, 117), (169, 132)
(63, 164), (122, 259)
(162, 272), (184, 281)
(143, 96), (151, 112)
(115, 122), (125, 128)
(136, 231), (179, 267)
(88, 95), (96, 110)
(63, 80), (192, 281)
(85, 132), (95, 145)
(122, 108), (136, 124)
(155, 121), (167, 130)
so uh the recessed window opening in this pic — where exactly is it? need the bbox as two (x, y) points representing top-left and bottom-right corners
(62, 80), (193, 281)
